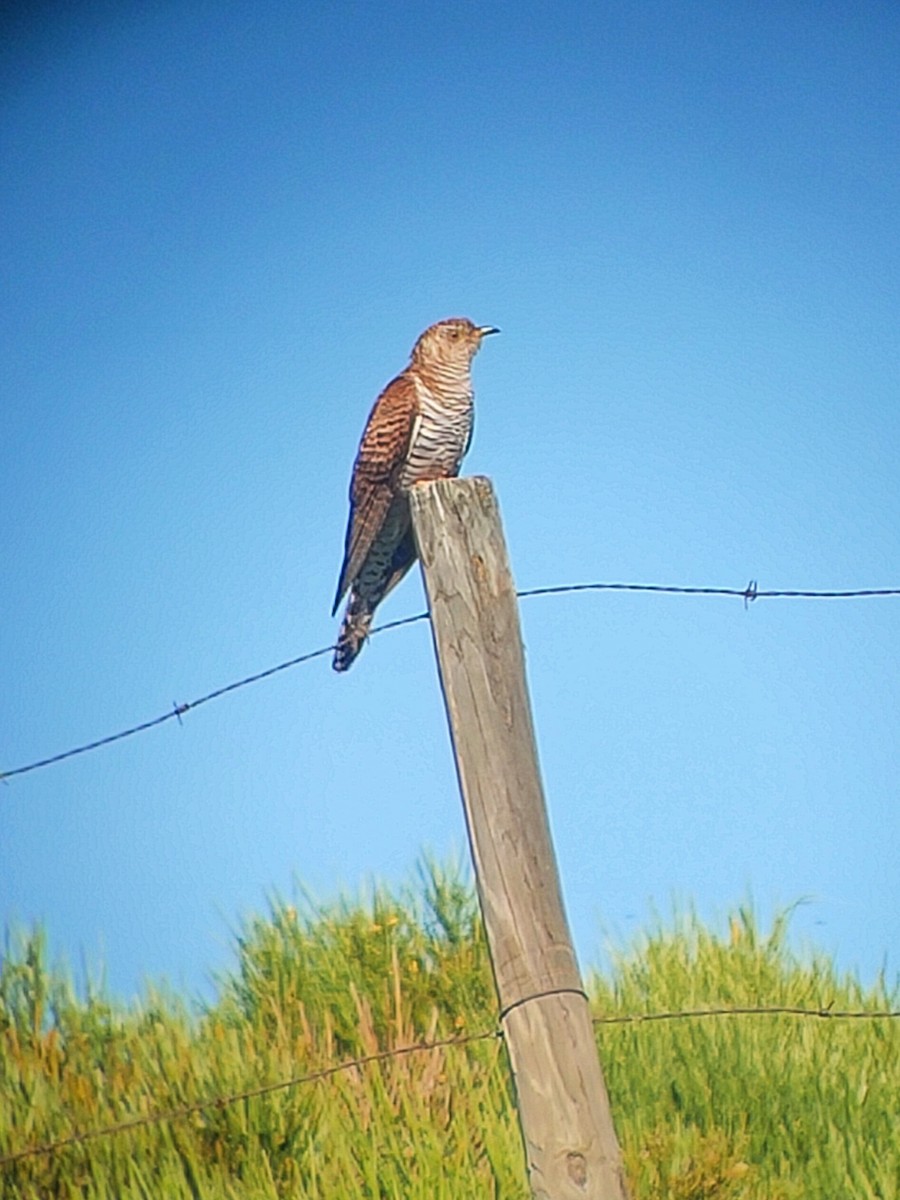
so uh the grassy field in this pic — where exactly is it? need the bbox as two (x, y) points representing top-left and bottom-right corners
(1, 860), (897, 1199)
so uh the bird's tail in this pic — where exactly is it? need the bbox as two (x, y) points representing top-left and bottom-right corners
(333, 594), (374, 672)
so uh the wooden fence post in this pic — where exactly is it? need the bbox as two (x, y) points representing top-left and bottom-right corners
(409, 476), (629, 1200)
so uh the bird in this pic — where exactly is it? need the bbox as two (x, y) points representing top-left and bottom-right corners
(331, 316), (499, 672)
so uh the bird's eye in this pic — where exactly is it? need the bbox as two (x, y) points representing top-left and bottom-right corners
(449, 328), (461, 339)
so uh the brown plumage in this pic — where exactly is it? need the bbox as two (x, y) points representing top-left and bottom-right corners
(332, 317), (499, 671)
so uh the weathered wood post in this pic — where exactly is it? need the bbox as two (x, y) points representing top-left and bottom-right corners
(409, 476), (629, 1200)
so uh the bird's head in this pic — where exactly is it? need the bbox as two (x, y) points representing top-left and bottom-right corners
(411, 318), (500, 370)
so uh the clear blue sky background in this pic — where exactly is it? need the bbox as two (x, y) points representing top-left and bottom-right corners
(2, 1), (898, 1004)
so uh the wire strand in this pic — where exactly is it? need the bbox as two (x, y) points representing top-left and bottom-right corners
(0, 1029), (500, 1167)
(592, 1004), (900, 1025)
(518, 582), (900, 601)
(2, 1004), (897, 1168)
(3, 579), (899, 781)
(0, 643), (336, 780)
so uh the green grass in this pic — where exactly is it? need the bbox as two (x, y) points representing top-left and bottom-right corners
(1, 861), (897, 1199)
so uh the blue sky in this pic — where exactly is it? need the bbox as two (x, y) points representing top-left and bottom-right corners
(2, 1), (898, 1003)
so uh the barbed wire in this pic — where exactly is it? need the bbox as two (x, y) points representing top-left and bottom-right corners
(517, 581), (900, 602)
(2, 578), (899, 783)
(2, 1003), (897, 1169)
(0, 642), (335, 781)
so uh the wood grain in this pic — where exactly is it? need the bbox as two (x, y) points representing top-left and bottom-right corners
(410, 477), (629, 1200)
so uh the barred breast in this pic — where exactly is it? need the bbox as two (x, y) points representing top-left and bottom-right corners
(400, 376), (474, 488)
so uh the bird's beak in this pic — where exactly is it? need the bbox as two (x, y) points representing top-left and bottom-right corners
(478, 325), (501, 337)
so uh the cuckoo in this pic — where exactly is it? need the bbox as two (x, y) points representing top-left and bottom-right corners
(331, 317), (499, 671)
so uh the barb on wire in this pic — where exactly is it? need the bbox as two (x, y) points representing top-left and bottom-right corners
(3, 579), (899, 783)
(0, 1028), (500, 1168)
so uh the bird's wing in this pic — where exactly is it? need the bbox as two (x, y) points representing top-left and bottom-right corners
(331, 372), (419, 615)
